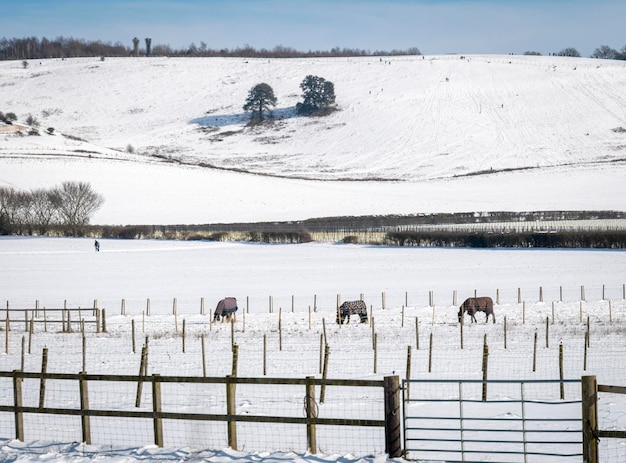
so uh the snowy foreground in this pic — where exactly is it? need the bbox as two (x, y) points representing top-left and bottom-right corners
(1, 237), (626, 462)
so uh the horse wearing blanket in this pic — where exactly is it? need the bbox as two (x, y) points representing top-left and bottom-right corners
(336, 300), (368, 324)
(214, 297), (238, 322)
(458, 297), (495, 323)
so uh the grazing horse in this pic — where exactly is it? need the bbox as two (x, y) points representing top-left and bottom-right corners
(336, 300), (368, 324)
(214, 297), (238, 322)
(458, 297), (495, 323)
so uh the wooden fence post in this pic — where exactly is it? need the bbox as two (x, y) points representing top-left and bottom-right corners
(583, 331), (589, 371)
(319, 334), (323, 374)
(278, 308), (283, 351)
(152, 374), (163, 447)
(383, 375), (402, 458)
(532, 331), (537, 372)
(226, 376), (238, 450)
(28, 319), (33, 354)
(132, 319), (136, 354)
(82, 335), (87, 372)
(415, 317), (419, 350)
(305, 376), (317, 454)
(20, 336), (25, 371)
(581, 375), (599, 463)
(182, 319), (186, 353)
(39, 348), (48, 408)
(231, 344), (239, 377)
(79, 371), (91, 444)
(135, 345), (148, 407)
(263, 334), (267, 376)
(405, 346), (412, 401)
(459, 312), (464, 350)
(428, 333), (433, 373)
(13, 370), (24, 441)
(101, 308), (107, 333)
(481, 341), (489, 401)
(373, 333), (377, 374)
(201, 335), (206, 377)
(320, 344), (330, 403)
(559, 343), (565, 400)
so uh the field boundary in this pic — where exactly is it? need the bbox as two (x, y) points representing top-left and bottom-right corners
(0, 371), (401, 457)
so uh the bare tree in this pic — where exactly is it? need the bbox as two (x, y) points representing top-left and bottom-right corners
(592, 45), (618, 59)
(558, 47), (581, 57)
(0, 187), (31, 234)
(51, 181), (104, 236)
(30, 188), (60, 235)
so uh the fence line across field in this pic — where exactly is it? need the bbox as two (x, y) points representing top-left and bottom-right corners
(3, 282), (625, 319)
(0, 370), (400, 457)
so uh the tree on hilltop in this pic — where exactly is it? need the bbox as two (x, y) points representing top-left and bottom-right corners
(558, 47), (581, 57)
(592, 45), (618, 59)
(296, 75), (336, 115)
(243, 83), (277, 122)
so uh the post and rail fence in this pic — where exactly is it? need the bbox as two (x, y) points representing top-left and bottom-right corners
(0, 370), (401, 457)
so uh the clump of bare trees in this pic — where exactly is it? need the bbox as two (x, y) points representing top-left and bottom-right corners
(0, 181), (104, 236)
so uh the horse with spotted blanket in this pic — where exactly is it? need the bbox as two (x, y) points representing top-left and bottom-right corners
(336, 300), (368, 324)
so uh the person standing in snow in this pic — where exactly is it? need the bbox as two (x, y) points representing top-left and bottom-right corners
(94, 240), (100, 252)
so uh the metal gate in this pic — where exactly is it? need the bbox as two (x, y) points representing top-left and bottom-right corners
(403, 378), (582, 462)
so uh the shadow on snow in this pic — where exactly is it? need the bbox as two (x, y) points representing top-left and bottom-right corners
(189, 106), (298, 128)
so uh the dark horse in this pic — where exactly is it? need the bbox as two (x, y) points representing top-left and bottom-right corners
(458, 297), (495, 323)
(336, 300), (368, 324)
(214, 297), (238, 322)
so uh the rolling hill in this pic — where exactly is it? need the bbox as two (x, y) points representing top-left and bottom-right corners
(1, 54), (625, 225)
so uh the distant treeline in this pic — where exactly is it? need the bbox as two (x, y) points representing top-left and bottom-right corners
(2, 36), (625, 61)
(164, 210), (626, 232)
(81, 211), (626, 248)
(384, 230), (626, 249)
(0, 36), (421, 60)
(0, 182), (104, 237)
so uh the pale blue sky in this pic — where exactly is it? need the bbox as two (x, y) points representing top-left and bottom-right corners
(2, 0), (624, 56)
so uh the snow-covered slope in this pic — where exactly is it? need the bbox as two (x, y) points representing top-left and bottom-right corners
(1, 55), (625, 224)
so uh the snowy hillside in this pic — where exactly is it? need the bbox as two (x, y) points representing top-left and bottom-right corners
(1, 54), (625, 225)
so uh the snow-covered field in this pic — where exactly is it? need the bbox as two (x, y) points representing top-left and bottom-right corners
(1, 53), (626, 461)
(1, 237), (625, 462)
(1, 54), (626, 224)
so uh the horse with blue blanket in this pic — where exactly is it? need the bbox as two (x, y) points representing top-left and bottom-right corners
(214, 297), (238, 322)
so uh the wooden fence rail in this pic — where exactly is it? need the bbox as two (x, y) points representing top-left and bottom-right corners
(0, 371), (401, 457)
(3, 307), (105, 333)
